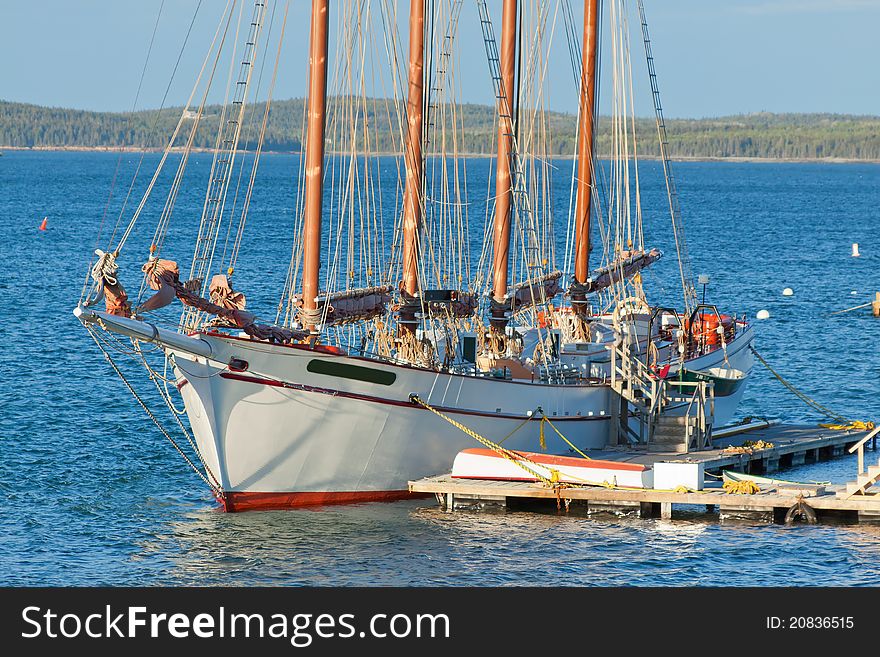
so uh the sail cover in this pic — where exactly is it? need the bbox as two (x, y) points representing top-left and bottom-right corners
(296, 285), (393, 326)
(491, 270), (563, 314)
(569, 248), (663, 296)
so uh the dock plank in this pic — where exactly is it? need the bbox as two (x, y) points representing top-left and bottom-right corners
(409, 425), (880, 522)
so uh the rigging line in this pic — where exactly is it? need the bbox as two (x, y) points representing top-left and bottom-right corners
(85, 327), (222, 496)
(83, 0), (203, 305)
(115, 0), (238, 257)
(184, 0), (269, 330)
(749, 346), (860, 426)
(134, 4), (242, 305)
(107, 0), (205, 250)
(191, 0), (256, 289)
(137, 349), (212, 469)
(636, 0), (697, 314)
(219, 0), (277, 276)
(94, 0), (166, 257)
(227, 0), (288, 276)
(162, 355), (189, 416)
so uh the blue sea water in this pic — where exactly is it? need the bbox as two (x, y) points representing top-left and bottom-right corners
(2, 150), (880, 586)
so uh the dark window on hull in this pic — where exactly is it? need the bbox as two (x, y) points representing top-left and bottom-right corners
(306, 359), (397, 386)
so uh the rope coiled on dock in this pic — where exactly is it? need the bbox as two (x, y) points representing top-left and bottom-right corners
(723, 479), (760, 495)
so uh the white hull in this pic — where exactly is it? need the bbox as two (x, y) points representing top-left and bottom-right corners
(171, 333), (614, 508)
(451, 448), (654, 488)
(77, 309), (754, 510)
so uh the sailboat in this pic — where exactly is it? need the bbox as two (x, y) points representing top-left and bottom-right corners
(75, 0), (754, 511)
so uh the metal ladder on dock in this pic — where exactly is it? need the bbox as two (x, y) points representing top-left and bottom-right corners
(844, 426), (880, 497)
(610, 342), (714, 453)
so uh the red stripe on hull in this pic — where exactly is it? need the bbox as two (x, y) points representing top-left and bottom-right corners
(219, 490), (428, 512)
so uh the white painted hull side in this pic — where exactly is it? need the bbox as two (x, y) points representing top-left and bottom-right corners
(170, 334), (614, 505)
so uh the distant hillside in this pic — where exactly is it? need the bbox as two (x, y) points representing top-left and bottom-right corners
(3, 99), (880, 160)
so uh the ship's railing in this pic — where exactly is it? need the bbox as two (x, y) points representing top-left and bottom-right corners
(611, 340), (714, 450)
(667, 378), (714, 451)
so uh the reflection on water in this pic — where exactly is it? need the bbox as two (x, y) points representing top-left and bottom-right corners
(141, 498), (880, 587)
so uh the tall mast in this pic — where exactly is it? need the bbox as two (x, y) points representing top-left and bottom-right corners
(573, 0), (600, 310)
(400, 0), (426, 332)
(301, 0), (330, 335)
(490, 0), (518, 330)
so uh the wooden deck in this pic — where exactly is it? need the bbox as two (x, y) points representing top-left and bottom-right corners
(408, 424), (880, 523)
(578, 423), (873, 476)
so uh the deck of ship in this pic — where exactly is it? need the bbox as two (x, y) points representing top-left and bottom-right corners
(409, 424), (880, 523)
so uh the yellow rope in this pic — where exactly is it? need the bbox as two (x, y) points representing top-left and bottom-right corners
(742, 439), (774, 450)
(498, 412), (540, 446)
(409, 395), (558, 487)
(750, 346), (874, 431)
(539, 414), (592, 461)
(723, 479), (761, 495)
(819, 420), (875, 431)
(411, 396), (630, 490)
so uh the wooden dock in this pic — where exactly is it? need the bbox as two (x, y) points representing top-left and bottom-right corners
(409, 424), (880, 523)
(581, 423), (872, 477)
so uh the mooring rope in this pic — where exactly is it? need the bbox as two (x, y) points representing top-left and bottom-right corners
(749, 345), (873, 431)
(409, 395), (636, 491)
(409, 394), (558, 486)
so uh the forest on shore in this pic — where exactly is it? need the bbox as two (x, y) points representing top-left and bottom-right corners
(3, 98), (880, 160)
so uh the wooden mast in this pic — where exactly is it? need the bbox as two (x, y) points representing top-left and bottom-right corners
(490, 0), (518, 330)
(573, 0), (600, 313)
(400, 0), (426, 333)
(301, 0), (330, 335)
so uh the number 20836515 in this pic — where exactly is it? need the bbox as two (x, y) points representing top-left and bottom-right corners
(767, 617), (854, 630)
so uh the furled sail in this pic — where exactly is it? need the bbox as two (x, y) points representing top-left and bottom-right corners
(296, 286), (393, 327)
(139, 259), (307, 343)
(492, 270), (563, 315)
(569, 248), (662, 296)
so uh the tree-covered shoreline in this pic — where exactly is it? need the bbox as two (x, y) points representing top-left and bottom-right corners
(3, 99), (880, 160)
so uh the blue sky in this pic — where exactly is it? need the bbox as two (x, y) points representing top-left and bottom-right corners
(1, 0), (878, 117)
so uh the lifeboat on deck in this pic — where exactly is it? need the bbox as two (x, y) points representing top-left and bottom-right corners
(451, 448), (654, 489)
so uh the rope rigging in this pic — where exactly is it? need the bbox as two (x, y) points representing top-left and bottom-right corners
(85, 327), (223, 498)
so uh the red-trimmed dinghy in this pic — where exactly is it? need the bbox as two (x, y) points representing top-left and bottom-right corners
(451, 448), (654, 489)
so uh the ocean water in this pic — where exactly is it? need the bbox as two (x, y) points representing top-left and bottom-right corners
(2, 150), (880, 586)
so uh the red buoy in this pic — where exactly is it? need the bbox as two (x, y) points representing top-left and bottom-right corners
(39, 217), (47, 231)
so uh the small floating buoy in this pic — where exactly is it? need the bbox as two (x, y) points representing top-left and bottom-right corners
(851, 290), (858, 295)
(39, 217), (47, 231)
(756, 309), (770, 320)
(852, 243), (860, 257)
(782, 288), (793, 296)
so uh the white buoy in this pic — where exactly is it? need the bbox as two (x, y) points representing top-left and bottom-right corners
(782, 288), (794, 296)
(851, 290), (858, 295)
(852, 243), (860, 257)
(756, 309), (770, 320)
